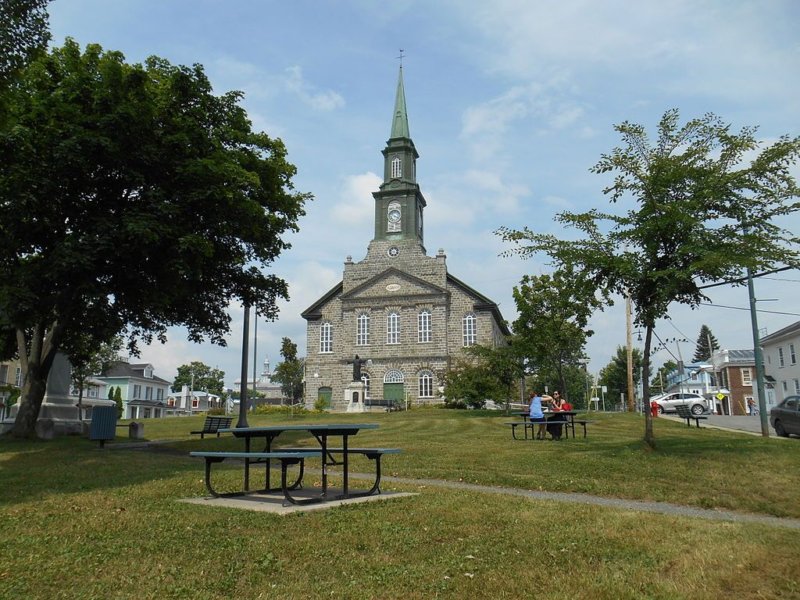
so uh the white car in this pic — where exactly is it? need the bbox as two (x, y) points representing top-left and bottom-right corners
(653, 392), (709, 416)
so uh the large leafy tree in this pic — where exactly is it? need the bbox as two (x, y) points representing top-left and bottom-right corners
(0, 0), (50, 90)
(271, 337), (304, 404)
(650, 359), (677, 396)
(499, 110), (800, 446)
(692, 324), (720, 363)
(70, 335), (123, 412)
(442, 343), (522, 409)
(1, 40), (310, 437)
(172, 361), (225, 398)
(512, 265), (601, 402)
(598, 346), (647, 409)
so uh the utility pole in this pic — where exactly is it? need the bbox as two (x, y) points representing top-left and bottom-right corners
(747, 267), (770, 437)
(237, 303), (250, 429)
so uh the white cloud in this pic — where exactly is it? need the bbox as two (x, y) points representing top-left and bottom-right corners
(330, 172), (381, 226)
(284, 65), (345, 111)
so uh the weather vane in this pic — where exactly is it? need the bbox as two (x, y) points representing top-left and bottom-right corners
(397, 48), (405, 67)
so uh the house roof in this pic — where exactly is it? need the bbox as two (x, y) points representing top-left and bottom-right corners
(100, 361), (171, 385)
(760, 320), (800, 345)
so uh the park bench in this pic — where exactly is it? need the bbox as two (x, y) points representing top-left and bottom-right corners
(281, 447), (402, 496)
(190, 416), (233, 439)
(89, 405), (118, 448)
(189, 450), (323, 505)
(674, 404), (708, 428)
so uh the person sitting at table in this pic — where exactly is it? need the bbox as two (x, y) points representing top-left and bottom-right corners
(528, 391), (547, 440)
(547, 391), (568, 441)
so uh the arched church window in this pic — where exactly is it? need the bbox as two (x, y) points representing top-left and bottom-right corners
(387, 312), (400, 344)
(418, 370), (434, 398)
(391, 156), (402, 178)
(319, 322), (332, 353)
(462, 313), (477, 347)
(357, 313), (370, 346)
(384, 370), (405, 383)
(361, 373), (371, 398)
(418, 310), (431, 343)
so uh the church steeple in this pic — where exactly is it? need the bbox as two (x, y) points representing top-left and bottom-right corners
(390, 67), (411, 140)
(371, 65), (426, 250)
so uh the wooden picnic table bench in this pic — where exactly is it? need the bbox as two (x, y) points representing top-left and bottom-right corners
(189, 450), (322, 505)
(674, 404), (708, 428)
(190, 416), (233, 439)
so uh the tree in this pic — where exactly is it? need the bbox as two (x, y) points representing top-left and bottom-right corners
(692, 325), (720, 363)
(512, 265), (602, 402)
(442, 343), (522, 409)
(0, 0), (50, 90)
(113, 386), (122, 418)
(1, 40), (310, 437)
(650, 360), (677, 396)
(598, 346), (647, 409)
(271, 337), (304, 404)
(70, 335), (123, 414)
(499, 110), (800, 446)
(172, 361), (225, 398)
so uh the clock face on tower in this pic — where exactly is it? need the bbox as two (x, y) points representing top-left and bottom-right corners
(388, 209), (401, 223)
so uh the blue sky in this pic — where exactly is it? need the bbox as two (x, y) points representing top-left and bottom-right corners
(47, 0), (800, 388)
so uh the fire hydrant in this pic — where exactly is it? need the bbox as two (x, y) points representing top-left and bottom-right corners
(650, 401), (659, 417)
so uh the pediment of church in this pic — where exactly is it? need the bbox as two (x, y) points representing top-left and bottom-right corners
(341, 267), (447, 303)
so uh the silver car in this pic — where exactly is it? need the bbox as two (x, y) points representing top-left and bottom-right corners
(653, 392), (709, 416)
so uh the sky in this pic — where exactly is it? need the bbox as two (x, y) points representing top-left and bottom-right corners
(46, 0), (800, 389)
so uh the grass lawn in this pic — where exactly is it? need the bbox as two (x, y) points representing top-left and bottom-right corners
(1, 409), (798, 599)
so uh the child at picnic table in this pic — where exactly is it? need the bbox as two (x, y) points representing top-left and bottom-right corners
(528, 391), (548, 440)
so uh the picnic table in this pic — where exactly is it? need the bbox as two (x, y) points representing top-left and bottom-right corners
(507, 410), (586, 439)
(191, 423), (400, 505)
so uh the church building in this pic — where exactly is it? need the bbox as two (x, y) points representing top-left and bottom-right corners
(302, 68), (509, 410)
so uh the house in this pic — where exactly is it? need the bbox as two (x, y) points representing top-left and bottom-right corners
(664, 363), (716, 397)
(96, 359), (171, 419)
(0, 359), (22, 421)
(166, 385), (222, 416)
(707, 349), (759, 415)
(760, 320), (800, 406)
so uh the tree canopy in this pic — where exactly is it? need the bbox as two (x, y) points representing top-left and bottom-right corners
(271, 337), (304, 404)
(499, 109), (800, 445)
(172, 361), (225, 398)
(0, 0), (50, 90)
(692, 324), (720, 363)
(1, 40), (310, 437)
(598, 346), (648, 409)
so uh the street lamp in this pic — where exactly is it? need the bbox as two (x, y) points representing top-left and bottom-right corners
(237, 302), (250, 428)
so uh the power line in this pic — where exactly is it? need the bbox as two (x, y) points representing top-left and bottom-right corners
(698, 266), (795, 290)
(699, 302), (800, 317)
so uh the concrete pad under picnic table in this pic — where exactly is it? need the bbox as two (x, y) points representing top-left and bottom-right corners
(179, 490), (417, 515)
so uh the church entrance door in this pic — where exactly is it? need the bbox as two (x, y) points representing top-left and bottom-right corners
(383, 383), (404, 404)
(317, 387), (332, 409)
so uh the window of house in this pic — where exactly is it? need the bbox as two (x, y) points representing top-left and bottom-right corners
(741, 368), (752, 386)
(133, 384), (141, 399)
(320, 322), (332, 353)
(387, 312), (400, 344)
(0, 365), (7, 384)
(418, 310), (431, 343)
(144, 366), (153, 378)
(167, 398), (175, 407)
(418, 370), (434, 398)
(157, 389), (164, 401)
(462, 314), (477, 347)
(782, 380), (788, 392)
(779, 347), (785, 367)
(791, 344), (797, 365)
(357, 314), (370, 346)
(391, 156), (402, 178)
(795, 379), (800, 394)
(145, 387), (153, 400)
(15, 367), (22, 386)
(192, 397), (199, 408)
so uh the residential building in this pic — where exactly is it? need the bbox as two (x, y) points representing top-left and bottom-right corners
(302, 68), (509, 410)
(0, 359), (22, 420)
(166, 385), (222, 416)
(664, 363), (715, 397)
(96, 359), (170, 419)
(761, 320), (800, 406)
(707, 349), (758, 415)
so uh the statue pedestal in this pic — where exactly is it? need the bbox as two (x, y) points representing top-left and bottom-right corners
(344, 382), (366, 413)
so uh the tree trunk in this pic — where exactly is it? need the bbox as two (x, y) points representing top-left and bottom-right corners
(643, 327), (655, 448)
(10, 372), (47, 438)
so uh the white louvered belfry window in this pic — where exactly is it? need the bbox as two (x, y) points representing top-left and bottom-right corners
(391, 156), (402, 178)
(320, 322), (332, 353)
(462, 313), (477, 347)
(387, 312), (400, 345)
(418, 310), (431, 343)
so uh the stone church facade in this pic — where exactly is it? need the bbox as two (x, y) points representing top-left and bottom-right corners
(302, 68), (509, 410)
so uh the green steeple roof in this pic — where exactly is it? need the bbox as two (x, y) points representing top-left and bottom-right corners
(390, 66), (410, 139)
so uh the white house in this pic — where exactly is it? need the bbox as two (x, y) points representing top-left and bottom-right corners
(761, 320), (800, 406)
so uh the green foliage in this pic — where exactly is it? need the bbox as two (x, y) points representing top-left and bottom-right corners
(69, 335), (123, 402)
(442, 344), (522, 408)
(650, 360), (677, 395)
(313, 397), (328, 412)
(107, 385), (114, 400)
(172, 361), (225, 397)
(113, 386), (122, 418)
(271, 337), (304, 403)
(252, 404), (310, 417)
(499, 109), (800, 444)
(692, 325), (720, 363)
(512, 265), (601, 402)
(1, 39), (310, 436)
(598, 346), (649, 409)
(0, 0), (51, 90)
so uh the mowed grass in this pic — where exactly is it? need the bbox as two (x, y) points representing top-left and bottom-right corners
(1, 409), (799, 599)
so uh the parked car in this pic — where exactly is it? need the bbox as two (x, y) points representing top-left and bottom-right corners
(652, 392), (709, 416)
(770, 395), (800, 437)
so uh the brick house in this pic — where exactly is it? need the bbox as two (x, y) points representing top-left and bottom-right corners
(302, 68), (509, 410)
(708, 349), (757, 415)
